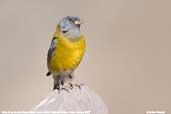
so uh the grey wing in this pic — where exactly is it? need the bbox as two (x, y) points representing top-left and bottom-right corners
(47, 37), (58, 69)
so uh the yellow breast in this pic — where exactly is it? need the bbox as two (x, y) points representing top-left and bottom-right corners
(49, 35), (86, 73)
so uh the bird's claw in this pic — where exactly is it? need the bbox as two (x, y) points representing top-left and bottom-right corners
(58, 85), (70, 93)
(69, 83), (85, 90)
(57, 83), (85, 93)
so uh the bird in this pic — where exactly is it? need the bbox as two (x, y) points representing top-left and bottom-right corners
(46, 16), (86, 92)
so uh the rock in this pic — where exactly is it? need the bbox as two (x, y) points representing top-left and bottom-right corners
(33, 86), (108, 114)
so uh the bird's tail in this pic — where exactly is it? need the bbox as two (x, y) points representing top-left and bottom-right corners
(46, 72), (51, 76)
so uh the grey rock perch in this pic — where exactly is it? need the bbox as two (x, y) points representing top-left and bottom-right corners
(33, 86), (108, 114)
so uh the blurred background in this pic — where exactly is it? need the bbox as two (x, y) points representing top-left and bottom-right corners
(0, 0), (171, 114)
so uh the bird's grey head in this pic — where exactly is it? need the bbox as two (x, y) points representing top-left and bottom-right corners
(58, 16), (83, 40)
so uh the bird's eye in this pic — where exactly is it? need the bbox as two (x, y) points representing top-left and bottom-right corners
(68, 17), (73, 22)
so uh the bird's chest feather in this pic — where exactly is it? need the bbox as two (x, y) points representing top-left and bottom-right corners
(50, 36), (86, 72)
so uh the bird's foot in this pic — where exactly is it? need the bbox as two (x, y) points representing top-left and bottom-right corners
(59, 85), (71, 93)
(69, 82), (85, 90)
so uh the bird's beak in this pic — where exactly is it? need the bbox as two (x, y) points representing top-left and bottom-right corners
(74, 19), (84, 25)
